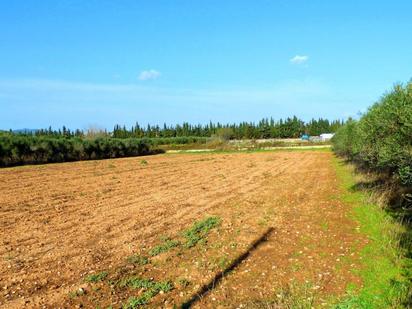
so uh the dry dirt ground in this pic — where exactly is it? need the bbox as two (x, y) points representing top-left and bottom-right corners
(0, 151), (365, 308)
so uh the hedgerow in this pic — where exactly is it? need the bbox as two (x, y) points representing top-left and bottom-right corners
(0, 135), (155, 167)
(332, 81), (412, 186)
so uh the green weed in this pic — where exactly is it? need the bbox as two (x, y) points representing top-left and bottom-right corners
(147, 217), (221, 256)
(320, 221), (329, 231)
(117, 277), (154, 289)
(84, 271), (108, 283)
(183, 216), (221, 248)
(119, 277), (173, 308)
(178, 278), (191, 288)
(68, 288), (86, 298)
(247, 281), (316, 308)
(149, 238), (180, 256)
(126, 254), (149, 265)
(217, 256), (229, 269)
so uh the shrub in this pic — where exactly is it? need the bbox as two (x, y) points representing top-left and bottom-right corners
(332, 81), (412, 186)
(213, 128), (234, 141)
(0, 135), (154, 167)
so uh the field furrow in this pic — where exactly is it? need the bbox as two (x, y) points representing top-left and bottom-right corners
(0, 151), (364, 308)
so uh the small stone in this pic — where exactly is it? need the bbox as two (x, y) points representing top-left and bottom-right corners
(78, 288), (86, 295)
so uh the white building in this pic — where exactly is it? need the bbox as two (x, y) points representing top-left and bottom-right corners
(319, 133), (335, 141)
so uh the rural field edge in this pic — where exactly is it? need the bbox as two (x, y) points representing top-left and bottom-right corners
(332, 158), (412, 308)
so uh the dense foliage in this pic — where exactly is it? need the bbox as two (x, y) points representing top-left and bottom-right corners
(14, 117), (342, 140)
(1, 115), (344, 167)
(333, 82), (412, 186)
(140, 136), (208, 146)
(0, 134), (153, 167)
(112, 117), (343, 139)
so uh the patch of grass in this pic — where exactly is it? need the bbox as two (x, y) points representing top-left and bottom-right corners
(149, 237), (180, 256)
(84, 271), (108, 283)
(119, 277), (174, 308)
(316, 247), (327, 256)
(332, 159), (412, 308)
(257, 218), (267, 226)
(182, 216), (221, 248)
(123, 293), (154, 308)
(68, 288), (86, 299)
(291, 262), (302, 272)
(320, 221), (329, 231)
(3, 254), (14, 261)
(217, 255), (229, 269)
(140, 159), (148, 165)
(247, 281), (316, 308)
(178, 278), (191, 288)
(117, 277), (154, 289)
(126, 254), (149, 265)
(290, 251), (303, 258)
(166, 147), (331, 155)
(152, 280), (174, 293)
(92, 286), (101, 292)
(209, 241), (224, 249)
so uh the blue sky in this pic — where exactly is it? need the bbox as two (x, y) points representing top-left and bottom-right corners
(1, 1), (411, 130)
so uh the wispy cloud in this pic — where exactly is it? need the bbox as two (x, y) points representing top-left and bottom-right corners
(0, 77), (354, 130)
(138, 69), (161, 81)
(290, 55), (309, 65)
(0, 78), (330, 104)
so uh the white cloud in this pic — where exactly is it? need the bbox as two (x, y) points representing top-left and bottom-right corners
(138, 69), (161, 81)
(290, 55), (309, 65)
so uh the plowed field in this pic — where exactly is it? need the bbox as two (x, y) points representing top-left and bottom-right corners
(0, 151), (365, 308)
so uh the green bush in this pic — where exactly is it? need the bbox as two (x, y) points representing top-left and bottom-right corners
(331, 118), (362, 160)
(332, 81), (412, 185)
(0, 135), (155, 167)
(213, 128), (234, 141)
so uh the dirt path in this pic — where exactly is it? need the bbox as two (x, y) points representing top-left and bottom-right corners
(0, 151), (364, 308)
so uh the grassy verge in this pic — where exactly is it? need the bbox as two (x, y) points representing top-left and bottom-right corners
(332, 158), (412, 308)
(164, 146), (331, 155)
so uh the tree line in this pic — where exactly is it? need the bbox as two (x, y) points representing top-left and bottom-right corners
(112, 116), (343, 139)
(332, 81), (412, 187)
(10, 116), (345, 139)
(18, 116), (343, 140)
(0, 115), (345, 167)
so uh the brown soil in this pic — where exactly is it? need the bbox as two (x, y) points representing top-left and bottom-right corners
(0, 151), (365, 308)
